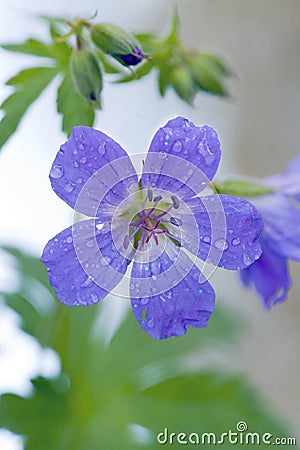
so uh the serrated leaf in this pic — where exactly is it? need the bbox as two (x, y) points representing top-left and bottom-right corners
(57, 71), (95, 136)
(0, 66), (59, 150)
(39, 15), (69, 40)
(1, 38), (71, 66)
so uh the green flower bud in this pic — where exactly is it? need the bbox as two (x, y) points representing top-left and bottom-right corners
(91, 22), (143, 66)
(188, 53), (228, 96)
(169, 64), (196, 105)
(70, 49), (103, 108)
(213, 179), (274, 197)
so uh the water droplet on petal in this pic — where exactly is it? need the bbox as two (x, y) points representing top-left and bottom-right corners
(202, 235), (211, 244)
(172, 140), (183, 153)
(100, 256), (111, 266)
(232, 237), (240, 246)
(141, 298), (149, 305)
(66, 236), (73, 244)
(64, 182), (75, 193)
(98, 142), (106, 155)
(81, 276), (94, 288)
(147, 318), (155, 328)
(73, 161), (79, 168)
(80, 156), (87, 164)
(50, 165), (64, 179)
(85, 239), (95, 248)
(214, 238), (229, 250)
(90, 292), (99, 303)
(228, 229), (233, 235)
(243, 253), (252, 266)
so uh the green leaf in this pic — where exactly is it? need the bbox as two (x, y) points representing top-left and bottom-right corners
(213, 179), (274, 197)
(116, 60), (153, 83)
(1, 38), (71, 66)
(166, 7), (180, 45)
(0, 66), (59, 150)
(57, 71), (95, 136)
(95, 49), (121, 74)
(157, 65), (171, 96)
(133, 373), (288, 447)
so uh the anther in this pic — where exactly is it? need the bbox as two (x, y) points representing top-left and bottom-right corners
(170, 217), (183, 226)
(153, 195), (163, 203)
(171, 195), (179, 209)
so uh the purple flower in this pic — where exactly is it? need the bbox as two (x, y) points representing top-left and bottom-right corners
(41, 117), (263, 339)
(240, 155), (300, 308)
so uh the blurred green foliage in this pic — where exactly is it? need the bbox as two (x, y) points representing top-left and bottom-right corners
(0, 246), (290, 449)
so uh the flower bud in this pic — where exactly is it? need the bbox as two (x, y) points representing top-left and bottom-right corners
(70, 49), (103, 108)
(188, 53), (228, 96)
(169, 64), (196, 105)
(91, 22), (143, 66)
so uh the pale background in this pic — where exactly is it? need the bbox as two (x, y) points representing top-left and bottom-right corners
(0, 0), (299, 448)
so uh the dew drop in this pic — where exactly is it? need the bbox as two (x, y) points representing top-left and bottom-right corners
(81, 276), (94, 288)
(76, 177), (83, 184)
(141, 298), (149, 305)
(232, 237), (240, 246)
(64, 182), (75, 193)
(80, 156), (87, 164)
(187, 168), (194, 176)
(66, 236), (73, 244)
(228, 229), (233, 235)
(98, 142), (106, 155)
(100, 256), (111, 266)
(147, 318), (155, 328)
(202, 235), (211, 244)
(90, 292), (99, 303)
(158, 152), (167, 159)
(73, 161), (79, 168)
(214, 238), (229, 250)
(50, 165), (64, 179)
(85, 239), (95, 248)
(172, 140), (183, 153)
(243, 253), (252, 266)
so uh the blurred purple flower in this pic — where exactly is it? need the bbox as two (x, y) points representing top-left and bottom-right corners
(240, 155), (300, 308)
(41, 117), (263, 339)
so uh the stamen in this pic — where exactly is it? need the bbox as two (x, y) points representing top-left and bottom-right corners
(170, 217), (183, 226)
(153, 195), (163, 203)
(137, 229), (146, 251)
(171, 195), (180, 209)
(147, 188), (153, 202)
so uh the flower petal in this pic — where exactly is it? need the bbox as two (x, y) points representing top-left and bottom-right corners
(179, 194), (263, 270)
(253, 194), (300, 261)
(263, 154), (300, 198)
(41, 220), (129, 306)
(141, 116), (221, 199)
(50, 126), (138, 217)
(130, 244), (215, 339)
(240, 240), (291, 308)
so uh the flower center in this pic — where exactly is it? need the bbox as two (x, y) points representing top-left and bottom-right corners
(123, 189), (182, 251)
